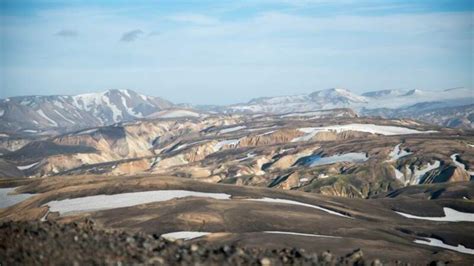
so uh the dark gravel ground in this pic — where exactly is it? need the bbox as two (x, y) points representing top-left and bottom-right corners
(0, 220), (412, 265)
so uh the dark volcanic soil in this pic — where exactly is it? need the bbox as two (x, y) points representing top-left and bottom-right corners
(0, 220), (394, 266)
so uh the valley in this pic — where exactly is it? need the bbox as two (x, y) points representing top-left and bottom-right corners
(1, 104), (473, 264)
(2, 0), (473, 264)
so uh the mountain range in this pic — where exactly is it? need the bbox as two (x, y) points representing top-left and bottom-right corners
(226, 87), (472, 113)
(0, 87), (472, 134)
(1, 87), (474, 264)
(0, 89), (172, 133)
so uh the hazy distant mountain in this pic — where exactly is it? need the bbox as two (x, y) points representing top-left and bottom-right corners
(309, 88), (368, 106)
(227, 87), (472, 114)
(361, 89), (405, 98)
(0, 89), (173, 133)
(228, 88), (369, 113)
(223, 87), (473, 128)
(363, 102), (474, 129)
(1, 87), (473, 133)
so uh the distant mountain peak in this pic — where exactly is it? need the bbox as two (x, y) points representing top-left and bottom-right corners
(362, 89), (405, 98)
(0, 89), (173, 133)
(403, 89), (424, 96)
(309, 88), (368, 104)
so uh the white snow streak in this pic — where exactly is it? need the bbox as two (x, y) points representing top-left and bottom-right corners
(414, 237), (474, 255)
(396, 207), (474, 222)
(102, 95), (122, 122)
(292, 124), (436, 142)
(17, 161), (40, 170)
(450, 154), (473, 175)
(220, 126), (247, 134)
(246, 197), (351, 218)
(264, 231), (341, 239)
(54, 110), (75, 124)
(37, 109), (58, 126)
(120, 96), (143, 117)
(158, 110), (200, 118)
(161, 231), (210, 241)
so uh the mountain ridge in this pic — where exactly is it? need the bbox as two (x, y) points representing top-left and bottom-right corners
(0, 89), (174, 133)
(1, 87), (473, 133)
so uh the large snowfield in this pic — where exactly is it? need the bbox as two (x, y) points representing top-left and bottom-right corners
(45, 190), (232, 215)
(292, 123), (436, 142)
(0, 188), (34, 208)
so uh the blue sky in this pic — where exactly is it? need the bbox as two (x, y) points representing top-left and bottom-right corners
(1, 0), (472, 104)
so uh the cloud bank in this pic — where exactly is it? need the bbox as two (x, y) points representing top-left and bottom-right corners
(120, 29), (144, 42)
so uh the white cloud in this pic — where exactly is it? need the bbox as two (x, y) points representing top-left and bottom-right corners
(1, 5), (472, 104)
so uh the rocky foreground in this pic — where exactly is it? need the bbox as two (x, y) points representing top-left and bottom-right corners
(0, 220), (395, 266)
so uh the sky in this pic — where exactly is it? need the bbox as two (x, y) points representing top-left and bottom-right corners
(0, 0), (473, 105)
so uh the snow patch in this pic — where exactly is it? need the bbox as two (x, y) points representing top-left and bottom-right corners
(44, 190), (232, 215)
(0, 188), (34, 208)
(120, 89), (132, 98)
(37, 109), (58, 126)
(307, 153), (368, 167)
(120, 96), (143, 117)
(280, 110), (331, 118)
(264, 231), (341, 239)
(318, 173), (329, 179)
(54, 110), (75, 124)
(393, 167), (404, 181)
(74, 128), (99, 136)
(161, 231), (210, 241)
(236, 152), (257, 161)
(413, 161), (440, 184)
(22, 129), (39, 133)
(156, 110), (200, 118)
(292, 124), (436, 142)
(102, 95), (122, 122)
(72, 92), (104, 111)
(388, 144), (412, 161)
(414, 237), (474, 255)
(17, 161), (40, 170)
(450, 154), (472, 175)
(172, 140), (209, 152)
(213, 139), (240, 151)
(220, 125), (247, 134)
(396, 207), (474, 222)
(246, 126), (278, 132)
(246, 197), (351, 218)
(257, 130), (276, 137)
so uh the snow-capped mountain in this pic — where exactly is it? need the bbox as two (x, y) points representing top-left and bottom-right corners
(361, 89), (406, 98)
(228, 88), (369, 113)
(0, 89), (173, 133)
(309, 88), (368, 106)
(222, 87), (473, 128)
(362, 102), (474, 129)
(1, 87), (472, 133)
(226, 87), (472, 114)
